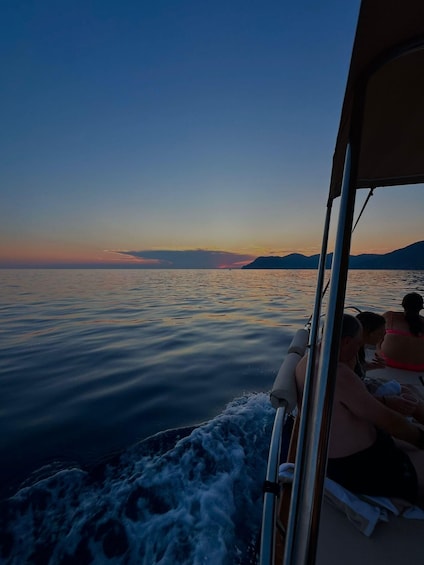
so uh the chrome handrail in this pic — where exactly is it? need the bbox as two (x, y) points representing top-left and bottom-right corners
(259, 405), (286, 565)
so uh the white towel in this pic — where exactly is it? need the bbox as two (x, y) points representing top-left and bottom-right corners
(374, 379), (402, 397)
(278, 462), (424, 536)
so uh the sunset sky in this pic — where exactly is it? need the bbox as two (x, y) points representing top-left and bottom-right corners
(1, 0), (423, 269)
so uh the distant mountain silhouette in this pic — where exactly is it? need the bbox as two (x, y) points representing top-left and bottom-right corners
(242, 241), (424, 270)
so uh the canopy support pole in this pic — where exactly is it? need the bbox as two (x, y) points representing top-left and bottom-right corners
(283, 140), (359, 564)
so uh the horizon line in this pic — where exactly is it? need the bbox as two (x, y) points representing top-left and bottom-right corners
(1, 239), (422, 270)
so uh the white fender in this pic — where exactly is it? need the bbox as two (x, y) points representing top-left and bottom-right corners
(270, 328), (309, 410)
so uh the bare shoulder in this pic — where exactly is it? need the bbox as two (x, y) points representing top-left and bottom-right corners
(391, 311), (405, 321)
(336, 362), (368, 396)
(337, 361), (362, 382)
(335, 363), (385, 420)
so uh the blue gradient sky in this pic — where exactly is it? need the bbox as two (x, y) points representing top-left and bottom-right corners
(1, 0), (423, 268)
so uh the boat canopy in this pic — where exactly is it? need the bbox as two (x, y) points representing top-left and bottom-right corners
(260, 3), (424, 564)
(329, 0), (424, 200)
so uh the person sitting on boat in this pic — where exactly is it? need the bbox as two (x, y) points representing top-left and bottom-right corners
(354, 310), (424, 429)
(378, 292), (424, 371)
(354, 311), (386, 378)
(295, 314), (424, 505)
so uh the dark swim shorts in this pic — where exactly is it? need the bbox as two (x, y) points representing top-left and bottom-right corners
(327, 429), (418, 503)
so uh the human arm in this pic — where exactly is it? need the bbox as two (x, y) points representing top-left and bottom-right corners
(381, 394), (417, 416)
(364, 354), (386, 371)
(361, 393), (423, 447)
(338, 365), (424, 448)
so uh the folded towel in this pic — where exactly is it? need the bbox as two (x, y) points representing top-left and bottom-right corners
(403, 506), (424, 519)
(374, 379), (402, 397)
(278, 462), (424, 536)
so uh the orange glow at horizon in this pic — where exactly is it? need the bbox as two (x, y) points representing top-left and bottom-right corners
(1, 235), (421, 267)
(0, 243), (158, 266)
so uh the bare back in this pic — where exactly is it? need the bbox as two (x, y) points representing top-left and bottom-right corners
(379, 311), (424, 368)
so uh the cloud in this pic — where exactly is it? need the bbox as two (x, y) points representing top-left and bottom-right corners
(112, 249), (256, 269)
(0, 249), (256, 269)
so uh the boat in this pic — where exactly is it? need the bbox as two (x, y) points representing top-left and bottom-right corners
(259, 1), (424, 563)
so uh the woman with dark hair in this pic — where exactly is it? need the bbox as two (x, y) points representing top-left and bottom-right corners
(378, 292), (424, 371)
(355, 311), (424, 420)
(355, 311), (386, 377)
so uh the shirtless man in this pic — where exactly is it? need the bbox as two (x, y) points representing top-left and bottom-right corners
(295, 314), (424, 505)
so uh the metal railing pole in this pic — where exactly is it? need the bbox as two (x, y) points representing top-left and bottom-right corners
(260, 405), (286, 565)
(283, 144), (357, 564)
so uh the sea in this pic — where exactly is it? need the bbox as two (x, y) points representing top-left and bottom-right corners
(1, 268), (424, 564)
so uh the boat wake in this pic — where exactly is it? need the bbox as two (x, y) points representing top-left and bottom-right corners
(0, 393), (275, 564)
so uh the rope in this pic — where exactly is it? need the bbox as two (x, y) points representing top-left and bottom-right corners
(321, 187), (375, 300)
(352, 187), (374, 233)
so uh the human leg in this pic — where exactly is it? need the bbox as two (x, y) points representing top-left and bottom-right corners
(404, 449), (424, 505)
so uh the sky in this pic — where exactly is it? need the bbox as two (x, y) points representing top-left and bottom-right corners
(1, 0), (423, 269)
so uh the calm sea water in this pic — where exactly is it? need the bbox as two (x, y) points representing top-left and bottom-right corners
(1, 268), (424, 564)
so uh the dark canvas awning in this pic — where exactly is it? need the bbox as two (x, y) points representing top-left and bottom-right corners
(329, 0), (424, 199)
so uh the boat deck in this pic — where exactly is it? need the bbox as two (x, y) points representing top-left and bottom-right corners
(316, 499), (424, 565)
(316, 361), (424, 564)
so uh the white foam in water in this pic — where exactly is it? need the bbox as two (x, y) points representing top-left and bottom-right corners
(0, 393), (275, 564)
